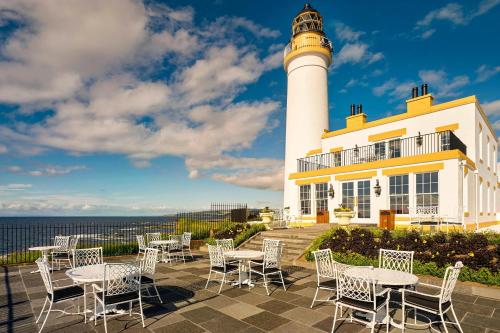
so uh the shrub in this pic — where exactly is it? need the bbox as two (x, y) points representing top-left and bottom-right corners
(205, 223), (267, 248)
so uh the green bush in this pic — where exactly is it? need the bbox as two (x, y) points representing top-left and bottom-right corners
(305, 226), (500, 286)
(175, 218), (233, 240)
(204, 223), (267, 247)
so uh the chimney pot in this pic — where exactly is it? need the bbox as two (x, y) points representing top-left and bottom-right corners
(412, 87), (419, 98)
(357, 104), (363, 114)
(350, 104), (355, 116)
(421, 83), (428, 95)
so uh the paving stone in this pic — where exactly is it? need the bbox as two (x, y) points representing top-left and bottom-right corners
(280, 306), (329, 326)
(200, 314), (251, 333)
(462, 312), (500, 331)
(257, 299), (296, 314)
(152, 319), (205, 333)
(181, 306), (225, 324)
(269, 290), (301, 302)
(203, 294), (237, 309)
(452, 292), (478, 304)
(270, 320), (324, 333)
(222, 287), (250, 298)
(313, 317), (364, 333)
(293, 286), (318, 298)
(235, 291), (270, 305)
(475, 297), (500, 309)
(220, 302), (264, 320)
(243, 311), (290, 331)
(453, 299), (494, 319)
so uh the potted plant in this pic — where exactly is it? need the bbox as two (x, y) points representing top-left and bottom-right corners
(334, 205), (355, 226)
(259, 207), (274, 223)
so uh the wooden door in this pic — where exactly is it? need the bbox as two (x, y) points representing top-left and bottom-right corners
(316, 210), (329, 223)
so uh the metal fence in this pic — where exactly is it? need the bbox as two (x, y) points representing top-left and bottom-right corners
(0, 202), (248, 265)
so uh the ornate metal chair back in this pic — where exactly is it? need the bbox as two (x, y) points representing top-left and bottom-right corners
(169, 235), (183, 250)
(182, 232), (192, 247)
(73, 247), (103, 267)
(136, 235), (147, 251)
(216, 239), (234, 253)
(262, 238), (281, 252)
(36, 258), (54, 294)
(141, 248), (159, 276)
(440, 261), (463, 303)
(54, 235), (71, 251)
(263, 241), (282, 269)
(146, 232), (161, 245)
(379, 248), (414, 273)
(208, 244), (225, 268)
(103, 263), (140, 297)
(69, 236), (80, 251)
(313, 249), (335, 279)
(338, 269), (376, 307)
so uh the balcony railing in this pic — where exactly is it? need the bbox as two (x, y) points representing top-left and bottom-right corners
(297, 130), (467, 173)
(284, 34), (333, 58)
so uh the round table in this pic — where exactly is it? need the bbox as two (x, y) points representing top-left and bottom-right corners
(28, 245), (60, 273)
(224, 250), (264, 286)
(344, 267), (418, 329)
(149, 240), (179, 263)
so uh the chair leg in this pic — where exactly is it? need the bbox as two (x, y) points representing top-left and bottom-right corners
(205, 270), (212, 289)
(369, 313), (375, 333)
(154, 283), (162, 303)
(36, 297), (48, 323)
(218, 274), (225, 294)
(386, 300), (390, 333)
(38, 301), (52, 333)
(311, 287), (319, 308)
(248, 266), (252, 290)
(263, 274), (269, 295)
(94, 297), (97, 325)
(103, 309), (108, 333)
(83, 284), (87, 323)
(129, 301), (132, 316)
(449, 305), (464, 333)
(139, 296), (145, 327)
(440, 312), (449, 333)
(330, 302), (339, 333)
(401, 302), (406, 333)
(279, 271), (286, 291)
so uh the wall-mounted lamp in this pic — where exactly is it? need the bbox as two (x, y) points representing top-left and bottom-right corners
(354, 144), (359, 155)
(373, 179), (381, 197)
(328, 184), (335, 198)
(416, 132), (423, 146)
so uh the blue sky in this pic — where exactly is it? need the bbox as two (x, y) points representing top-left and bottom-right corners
(0, 0), (499, 216)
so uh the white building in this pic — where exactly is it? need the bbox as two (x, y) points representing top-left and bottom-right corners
(283, 4), (499, 231)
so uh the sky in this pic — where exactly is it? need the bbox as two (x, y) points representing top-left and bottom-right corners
(0, 0), (499, 216)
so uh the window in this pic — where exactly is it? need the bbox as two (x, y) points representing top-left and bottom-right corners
(388, 139), (401, 158)
(357, 180), (371, 218)
(333, 151), (341, 167)
(342, 182), (355, 211)
(479, 124), (483, 161)
(299, 185), (311, 215)
(374, 142), (386, 159)
(315, 183), (328, 213)
(416, 172), (439, 208)
(389, 175), (409, 214)
(440, 131), (450, 151)
(487, 137), (490, 168)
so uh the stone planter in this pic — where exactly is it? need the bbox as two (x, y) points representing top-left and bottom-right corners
(334, 211), (355, 226)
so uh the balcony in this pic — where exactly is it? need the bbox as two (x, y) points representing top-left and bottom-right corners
(283, 34), (332, 59)
(297, 130), (467, 173)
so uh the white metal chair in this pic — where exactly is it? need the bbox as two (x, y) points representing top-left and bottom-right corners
(50, 235), (71, 271)
(73, 247), (103, 268)
(52, 235), (79, 270)
(310, 249), (349, 308)
(205, 244), (240, 294)
(165, 234), (185, 264)
(139, 248), (162, 303)
(35, 258), (85, 332)
(92, 263), (144, 333)
(379, 248), (414, 274)
(400, 261), (464, 333)
(146, 232), (161, 247)
(182, 232), (193, 259)
(136, 235), (147, 260)
(216, 239), (234, 252)
(248, 240), (286, 295)
(332, 269), (391, 333)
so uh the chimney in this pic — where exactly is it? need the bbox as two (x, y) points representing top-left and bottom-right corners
(350, 104), (356, 116)
(421, 83), (428, 95)
(357, 104), (363, 114)
(411, 87), (419, 99)
(346, 103), (366, 129)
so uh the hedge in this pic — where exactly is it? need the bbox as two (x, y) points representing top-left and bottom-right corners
(205, 223), (267, 247)
(305, 227), (500, 286)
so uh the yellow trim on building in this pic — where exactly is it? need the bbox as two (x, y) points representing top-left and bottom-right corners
(295, 176), (331, 185)
(289, 150), (473, 180)
(288, 221), (316, 228)
(335, 171), (377, 181)
(464, 212), (470, 217)
(329, 147), (343, 153)
(395, 216), (411, 221)
(476, 221), (500, 229)
(435, 123), (459, 132)
(368, 128), (406, 142)
(306, 148), (322, 157)
(464, 168), (468, 175)
(382, 162), (444, 176)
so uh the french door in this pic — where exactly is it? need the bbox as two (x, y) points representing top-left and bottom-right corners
(342, 180), (371, 219)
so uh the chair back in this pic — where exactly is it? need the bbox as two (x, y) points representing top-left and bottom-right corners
(416, 206), (439, 216)
(440, 261), (463, 303)
(208, 244), (225, 268)
(338, 269), (376, 307)
(69, 236), (80, 251)
(216, 239), (234, 252)
(146, 232), (161, 245)
(379, 248), (414, 273)
(54, 235), (71, 251)
(313, 249), (335, 278)
(36, 258), (54, 294)
(169, 235), (183, 250)
(136, 235), (146, 250)
(103, 263), (140, 298)
(141, 248), (159, 276)
(182, 232), (192, 247)
(73, 247), (103, 267)
(263, 241), (282, 269)
(262, 238), (281, 252)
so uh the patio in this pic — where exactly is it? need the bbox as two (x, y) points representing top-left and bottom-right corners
(1, 251), (499, 333)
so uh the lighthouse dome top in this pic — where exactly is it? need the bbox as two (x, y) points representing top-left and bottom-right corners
(292, 3), (324, 37)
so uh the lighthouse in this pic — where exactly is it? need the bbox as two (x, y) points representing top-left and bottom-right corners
(283, 4), (333, 213)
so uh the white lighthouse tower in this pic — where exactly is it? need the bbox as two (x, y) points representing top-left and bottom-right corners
(283, 4), (333, 214)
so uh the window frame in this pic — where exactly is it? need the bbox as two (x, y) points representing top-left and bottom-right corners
(389, 174), (409, 214)
(299, 184), (311, 215)
(415, 171), (439, 209)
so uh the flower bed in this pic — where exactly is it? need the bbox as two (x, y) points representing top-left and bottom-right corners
(205, 223), (267, 247)
(305, 227), (500, 286)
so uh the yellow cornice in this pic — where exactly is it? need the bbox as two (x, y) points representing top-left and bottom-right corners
(289, 149), (474, 180)
(335, 171), (377, 181)
(322, 96), (478, 139)
(382, 162), (444, 176)
(368, 128), (406, 142)
(295, 176), (330, 185)
(329, 146), (343, 153)
(436, 123), (459, 132)
(306, 148), (322, 157)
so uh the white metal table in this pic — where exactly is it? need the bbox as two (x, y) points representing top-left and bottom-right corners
(224, 250), (264, 285)
(344, 267), (418, 329)
(66, 263), (128, 320)
(149, 240), (179, 263)
(28, 245), (60, 273)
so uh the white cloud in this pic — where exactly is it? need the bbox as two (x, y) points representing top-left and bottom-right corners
(415, 1), (500, 39)
(373, 79), (416, 103)
(7, 165), (22, 173)
(418, 70), (469, 98)
(0, 0), (284, 192)
(0, 144), (7, 153)
(28, 165), (86, 176)
(334, 22), (364, 42)
(483, 100), (500, 117)
(0, 183), (32, 191)
(476, 64), (500, 83)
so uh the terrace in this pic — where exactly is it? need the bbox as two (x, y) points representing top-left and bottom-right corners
(297, 130), (467, 173)
(2, 250), (499, 333)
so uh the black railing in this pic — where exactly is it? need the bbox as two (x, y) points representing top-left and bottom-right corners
(0, 202), (248, 265)
(297, 130), (467, 172)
